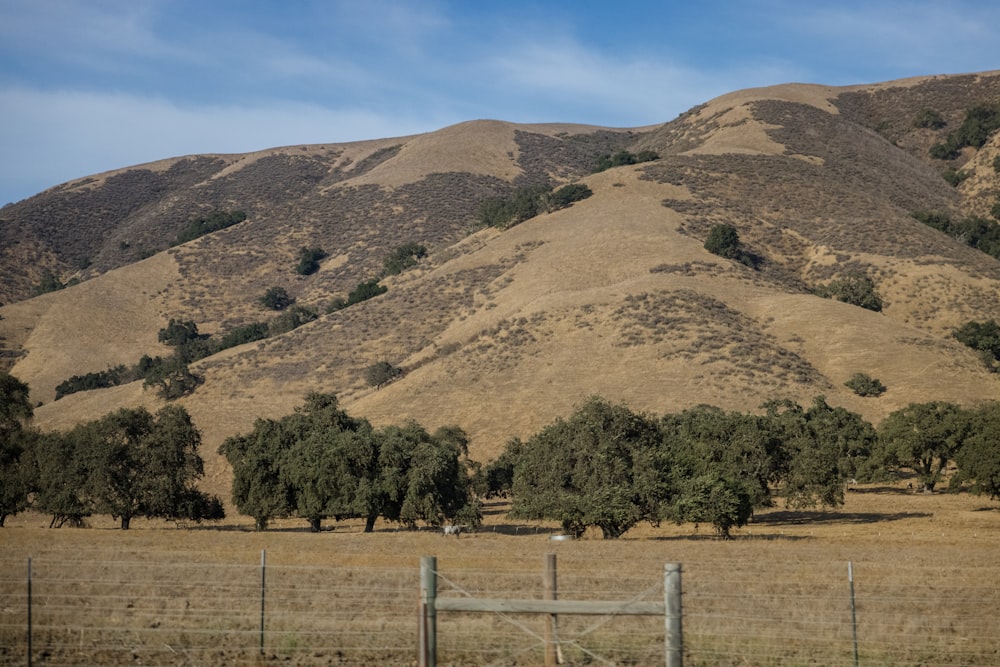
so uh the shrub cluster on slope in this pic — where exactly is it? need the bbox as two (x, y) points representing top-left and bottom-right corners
(171, 210), (247, 247)
(913, 211), (1000, 260)
(592, 149), (659, 172)
(813, 271), (884, 312)
(929, 103), (1000, 160)
(476, 182), (593, 230)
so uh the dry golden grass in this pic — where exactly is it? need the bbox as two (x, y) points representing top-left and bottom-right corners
(1, 485), (998, 665)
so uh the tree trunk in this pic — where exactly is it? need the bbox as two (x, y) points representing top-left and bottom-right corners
(255, 516), (268, 531)
(364, 513), (377, 533)
(308, 517), (322, 533)
(121, 515), (131, 530)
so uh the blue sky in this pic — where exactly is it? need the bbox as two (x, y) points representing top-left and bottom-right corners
(1, 0), (998, 205)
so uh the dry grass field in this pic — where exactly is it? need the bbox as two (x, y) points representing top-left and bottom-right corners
(2, 484), (998, 666)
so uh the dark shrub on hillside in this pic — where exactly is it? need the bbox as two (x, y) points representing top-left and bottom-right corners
(382, 243), (428, 277)
(845, 372), (887, 397)
(171, 210), (247, 246)
(260, 286), (294, 311)
(913, 108), (946, 129)
(365, 360), (403, 388)
(814, 272), (883, 312)
(549, 183), (593, 209)
(295, 247), (327, 276)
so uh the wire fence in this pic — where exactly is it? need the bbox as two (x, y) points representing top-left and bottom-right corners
(2, 551), (999, 666)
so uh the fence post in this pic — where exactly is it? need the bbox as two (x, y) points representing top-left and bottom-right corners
(665, 563), (682, 667)
(259, 549), (266, 656)
(27, 557), (32, 667)
(848, 561), (859, 667)
(419, 556), (437, 667)
(544, 553), (558, 667)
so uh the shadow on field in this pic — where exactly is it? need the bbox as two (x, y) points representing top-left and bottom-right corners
(752, 509), (932, 525)
(652, 533), (811, 542)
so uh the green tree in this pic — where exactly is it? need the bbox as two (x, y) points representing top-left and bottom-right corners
(219, 417), (296, 530)
(142, 357), (202, 400)
(158, 319), (202, 346)
(29, 430), (92, 527)
(814, 271), (883, 312)
(953, 320), (1000, 365)
(548, 183), (593, 210)
(764, 397), (877, 508)
(278, 395), (374, 531)
(268, 305), (318, 336)
(77, 406), (220, 529)
(660, 405), (779, 536)
(347, 279), (388, 305)
(844, 372), (887, 397)
(382, 243), (428, 277)
(398, 423), (480, 529)
(876, 402), (972, 491)
(260, 286), (294, 310)
(295, 246), (327, 276)
(953, 402), (1000, 500)
(672, 473), (753, 540)
(0, 373), (34, 526)
(704, 224), (756, 267)
(913, 108), (945, 129)
(509, 397), (667, 538)
(365, 360), (403, 389)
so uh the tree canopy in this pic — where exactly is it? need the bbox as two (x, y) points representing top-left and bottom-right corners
(219, 394), (480, 532)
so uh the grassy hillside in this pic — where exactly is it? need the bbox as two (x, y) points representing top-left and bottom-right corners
(3, 73), (1000, 505)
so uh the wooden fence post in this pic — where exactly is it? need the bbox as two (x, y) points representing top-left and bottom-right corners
(259, 549), (266, 656)
(27, 557), (32, 667)
(665, 563), (682, 667)
(419, 556), (437, 667)
(544, 553), (558, 666)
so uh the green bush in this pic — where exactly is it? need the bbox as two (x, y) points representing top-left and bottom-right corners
(259, 286), (294, 311)
(32, 272), (66, 296)
(549, 183), (593, 209)
(295, 247), (327, 276)
(953, 320), (1000, 362)
(704, 224), (757, 268)
(814, 272), (883, 312)
(171, 210), (247, 246)
(845, 372), (887, 397)
(268, 306), (318, 336)
(942, 167), (970, 186)
(913, 108), (945, 129)
(382, 243), (428, 277)
(158, 319), (202, 346)
(929, 103), (1000, 160)
(593, 149), (659, 172)
(365, 360), (403, 388)
(346, 279), (387, 306)
(913, 211), (1000, 260)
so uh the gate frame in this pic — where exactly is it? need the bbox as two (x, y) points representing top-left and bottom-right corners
(418, 554), (682, 667)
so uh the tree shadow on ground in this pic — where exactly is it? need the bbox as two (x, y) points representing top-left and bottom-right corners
(751, 509), (932, 526)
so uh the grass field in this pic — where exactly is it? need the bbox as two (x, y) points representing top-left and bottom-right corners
(2, 482), (998, 666)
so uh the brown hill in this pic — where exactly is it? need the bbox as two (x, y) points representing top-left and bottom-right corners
(2, 72), (1000, 501)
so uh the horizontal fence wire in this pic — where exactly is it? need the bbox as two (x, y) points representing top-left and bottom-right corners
(2, 555), (999, 665)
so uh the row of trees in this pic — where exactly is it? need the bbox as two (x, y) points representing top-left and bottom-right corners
(482, 396), (1000, 538)
(1, 373), (222, 528)
(218, 393), (480, 531)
